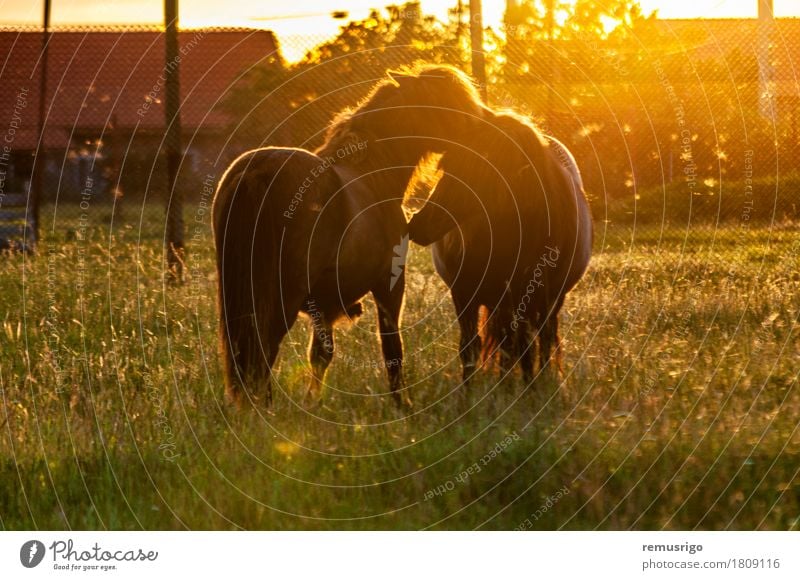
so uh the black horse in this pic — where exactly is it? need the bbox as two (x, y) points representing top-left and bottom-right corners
(409, 110), (592, 382)
(212, 65), (487, 408)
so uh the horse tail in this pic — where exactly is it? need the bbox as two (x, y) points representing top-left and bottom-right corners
(479, 305), (511, 368)
(212, 148), (345, 404)
(212, 152), (281, 404)
(477, 305), (493, 365)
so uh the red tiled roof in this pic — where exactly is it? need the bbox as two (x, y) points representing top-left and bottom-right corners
(0, 27), (277, 150)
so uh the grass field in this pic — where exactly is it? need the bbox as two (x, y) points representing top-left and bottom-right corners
(1, 219), (799, 530)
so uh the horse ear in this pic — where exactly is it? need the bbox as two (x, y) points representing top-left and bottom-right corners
(388, 69), (412, 86)
(338, 131), (369, 165)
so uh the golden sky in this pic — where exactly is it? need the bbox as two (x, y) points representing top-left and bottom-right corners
(3, 0), (798, 26)
(2, 0), (798, 61)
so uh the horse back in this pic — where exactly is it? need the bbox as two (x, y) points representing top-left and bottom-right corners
(213, 147), (349, 303)
(542, 137), (593, 293)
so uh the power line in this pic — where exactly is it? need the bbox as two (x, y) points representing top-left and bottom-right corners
(251, 11), (349, 22)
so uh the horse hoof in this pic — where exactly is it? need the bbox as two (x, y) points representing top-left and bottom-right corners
(303, 387), (324, 410)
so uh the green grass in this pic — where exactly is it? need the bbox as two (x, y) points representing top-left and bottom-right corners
(600, 171), (800, 226)
(1, 220), (799, 530)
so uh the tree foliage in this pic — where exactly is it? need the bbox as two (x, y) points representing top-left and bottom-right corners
(223, 3), (466, 150)
(221, 1), (793, 213)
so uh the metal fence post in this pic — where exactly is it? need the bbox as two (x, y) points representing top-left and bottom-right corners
(164, 0), (184, 283)
(758, 0), (776, 119)
(469, 0), (487, 102)
(30, 0), (51, 248)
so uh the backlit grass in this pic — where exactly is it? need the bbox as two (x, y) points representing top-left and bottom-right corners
(1, 220), (798, 530)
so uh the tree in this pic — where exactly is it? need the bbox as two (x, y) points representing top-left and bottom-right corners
(222, 3), (466, 151)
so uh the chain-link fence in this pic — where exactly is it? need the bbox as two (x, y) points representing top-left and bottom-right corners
(3, 1), (800, 534)
(0, 25), (279, 247)
(0, 4), (797, 250)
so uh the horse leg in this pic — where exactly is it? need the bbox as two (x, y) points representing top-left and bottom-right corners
(517, 318), (535, 382)
(494, 306), (515, 375)
(540, 317), (563, 377)
(539, 296), (564, 375)
(259, 335), (281, 408)
(305, 309), (335, 403)
(453, 293), (481, 384)
(372, 280), (410, 409)
(550, 295), (565, 373)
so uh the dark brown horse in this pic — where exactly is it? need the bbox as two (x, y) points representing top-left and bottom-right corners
(408, 110), (592, 383)
(212, 65), (486, 408)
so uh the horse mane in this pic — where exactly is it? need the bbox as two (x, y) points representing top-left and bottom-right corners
(399, 63), (486, 113)
(316, 80), (398, 154)
(317, 64), (487, 158)
(436, 107), (572, 222)
(489, 110), (550, 152)
(494, 112), (556, 215)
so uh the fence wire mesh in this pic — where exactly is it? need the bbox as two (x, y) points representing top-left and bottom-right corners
(0, 3), (797, 249)
(2, 1), (800, 533)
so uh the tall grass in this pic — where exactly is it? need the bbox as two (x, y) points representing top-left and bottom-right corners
(1, 221), (798, 530)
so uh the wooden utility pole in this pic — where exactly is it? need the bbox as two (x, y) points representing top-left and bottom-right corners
(469, 0), (487, 101)
(164, 0), (184, 283)
(455, 0), (465, 46)
(30, 0), (51, 247)
(545, 0), (556, 127)
(757, 0), (776, 119)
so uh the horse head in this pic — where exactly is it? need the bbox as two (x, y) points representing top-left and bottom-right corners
(318, 65), (489, 168)
(408, 110), (554, 246)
